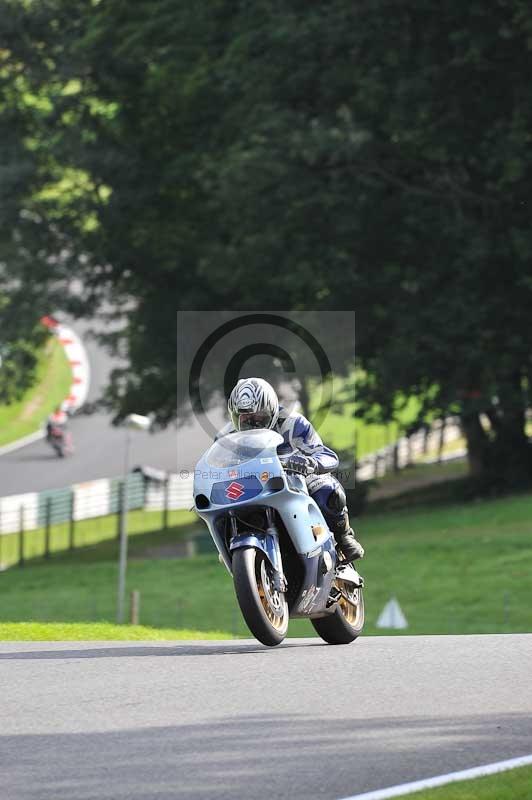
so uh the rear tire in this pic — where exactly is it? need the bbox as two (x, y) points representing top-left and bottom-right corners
(311, 585), (364, 645)
(233, 547), (288, 647)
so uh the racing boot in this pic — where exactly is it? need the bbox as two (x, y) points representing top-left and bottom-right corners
(330, 511), (364, 563)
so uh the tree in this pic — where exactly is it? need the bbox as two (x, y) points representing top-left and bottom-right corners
(2, 1), (532, 489)
(176, 0), (532, 489)
(0, 0), (95, 401)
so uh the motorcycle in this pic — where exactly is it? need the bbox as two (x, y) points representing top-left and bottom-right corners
(193, 428), (364, 646)
(47, 424), (73, 458)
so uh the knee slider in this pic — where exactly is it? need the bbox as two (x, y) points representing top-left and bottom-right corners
(326, 484), (347, 514)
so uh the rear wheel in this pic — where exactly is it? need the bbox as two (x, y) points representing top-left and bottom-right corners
(311, 581), (364, 645)
(233, 547), (288, 647)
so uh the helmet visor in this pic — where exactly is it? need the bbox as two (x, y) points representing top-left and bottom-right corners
(236, 411), (273, 431)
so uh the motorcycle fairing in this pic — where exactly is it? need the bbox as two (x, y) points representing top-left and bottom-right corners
(290, 534), (338, 617)
(210, 476), (263, 505)
(195, 459), (329, 557)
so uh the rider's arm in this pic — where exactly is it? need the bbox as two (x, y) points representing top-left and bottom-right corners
(281, 413), (339, 473)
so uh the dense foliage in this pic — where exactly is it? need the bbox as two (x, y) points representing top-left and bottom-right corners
(1, 1), (531, 486)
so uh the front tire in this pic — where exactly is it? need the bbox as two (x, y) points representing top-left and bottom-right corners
(311, 583), (364, 645)
(233, 547), (289, 647)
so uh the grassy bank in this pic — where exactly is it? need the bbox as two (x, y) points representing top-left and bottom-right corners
(0, 336), (72, 447)
(1, 490), (531, 637)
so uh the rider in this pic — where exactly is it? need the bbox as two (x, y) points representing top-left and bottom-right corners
(46, 404), (69, 439)
(219, 377), (364, 562)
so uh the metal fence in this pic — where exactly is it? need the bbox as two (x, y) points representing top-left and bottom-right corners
(356, 416), (465, 481)
(0, 471), (194, 569)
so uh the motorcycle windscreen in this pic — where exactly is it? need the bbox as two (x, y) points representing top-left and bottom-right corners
(210, 476), (263, 505)
(205, 429), (283, 469)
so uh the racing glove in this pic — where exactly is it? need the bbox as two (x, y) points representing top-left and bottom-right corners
(280, 453), (318, 476)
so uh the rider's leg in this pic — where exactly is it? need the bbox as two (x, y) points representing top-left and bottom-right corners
(306, 474), (364, 562)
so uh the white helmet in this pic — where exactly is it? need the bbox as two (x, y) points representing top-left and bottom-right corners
(228, 377), (280, 431)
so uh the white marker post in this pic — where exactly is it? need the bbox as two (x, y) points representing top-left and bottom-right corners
(117, 413), (152, 624)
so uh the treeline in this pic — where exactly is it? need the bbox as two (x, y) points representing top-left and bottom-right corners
(1, 1), (532, 487)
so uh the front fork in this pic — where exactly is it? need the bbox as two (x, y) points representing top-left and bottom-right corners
(229, 509), (287, 592)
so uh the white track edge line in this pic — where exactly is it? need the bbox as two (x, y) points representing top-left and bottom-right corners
(338, 754), (532, 800)
(0, 429), (45, 458)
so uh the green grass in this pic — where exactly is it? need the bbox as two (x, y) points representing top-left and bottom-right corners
(0, 336), (72, 447)
(0, 555), (249, 636)
(1, 490), (532, 637)
(0, 622), (231, 640)
(403, 765), (532, 799)
(360, 490), (532, 635)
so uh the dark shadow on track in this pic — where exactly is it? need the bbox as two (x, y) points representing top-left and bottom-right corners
(0, 640), (327, 660)
(2, 712), (531, 800)
(10, 453), (60, 463)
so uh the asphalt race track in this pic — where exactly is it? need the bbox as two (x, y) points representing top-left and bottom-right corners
(0, 320), (224, 496)
(1, 634), (531, 800)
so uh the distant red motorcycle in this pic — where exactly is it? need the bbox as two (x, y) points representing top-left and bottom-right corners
(47, 424), (74, 458)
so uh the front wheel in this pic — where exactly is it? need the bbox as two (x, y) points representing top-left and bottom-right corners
(311, 582), (364, 645)
(233, 547), (289, 647)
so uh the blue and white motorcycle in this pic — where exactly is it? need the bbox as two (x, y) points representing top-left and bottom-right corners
(193, 429), (364, 647)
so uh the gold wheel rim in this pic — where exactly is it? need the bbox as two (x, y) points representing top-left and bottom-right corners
(336, 580), (363, 627)
(257, 558), (287, 632)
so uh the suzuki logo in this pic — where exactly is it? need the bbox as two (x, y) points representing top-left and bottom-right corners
(225, 481), (245, 500)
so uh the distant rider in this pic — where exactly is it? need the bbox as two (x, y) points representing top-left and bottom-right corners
(46, 405), (69, 439)
(218, 377), (364, 562)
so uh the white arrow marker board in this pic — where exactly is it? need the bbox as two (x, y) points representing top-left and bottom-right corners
(376, 597), (408, 629)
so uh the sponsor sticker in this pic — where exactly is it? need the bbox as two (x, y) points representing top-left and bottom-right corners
(260, 471), (270, 482)
(299, 585), (320, 612)
(228, 469), (238, 479)
(260, 458), (273, 464)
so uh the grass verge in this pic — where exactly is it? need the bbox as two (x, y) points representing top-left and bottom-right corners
(404, 764), (532, 800)
(0, 622), (232, 640)
(0, 336), (72, 447)
(1, 489), (532, 637)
